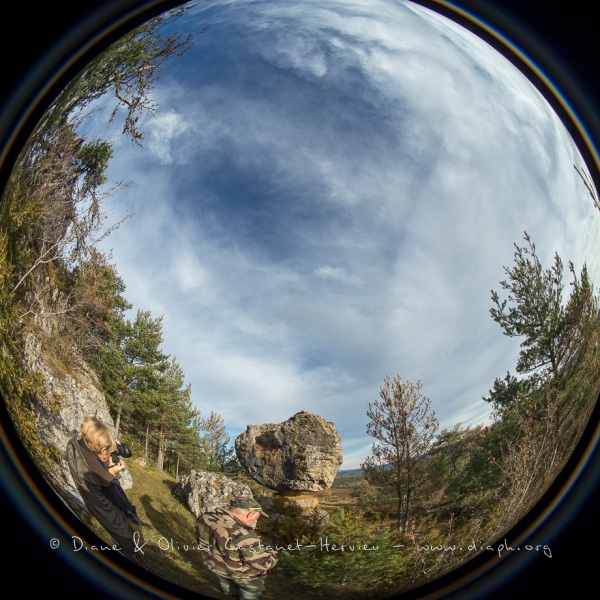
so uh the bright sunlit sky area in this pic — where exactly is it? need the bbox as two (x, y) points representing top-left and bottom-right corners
(90, 0), (600, 470)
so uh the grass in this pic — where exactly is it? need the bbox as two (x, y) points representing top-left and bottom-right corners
(115, 467), (442, 600)
(120, 463), (222, 598)
(101, 466), (395, 600)
(313, 476), (362, 510)
(331, 474), (363, 489)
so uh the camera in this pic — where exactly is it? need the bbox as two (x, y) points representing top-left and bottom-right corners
(110, 441), (132, 465)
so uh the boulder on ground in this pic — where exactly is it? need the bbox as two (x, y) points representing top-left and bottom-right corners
(175, 470), (253, 518)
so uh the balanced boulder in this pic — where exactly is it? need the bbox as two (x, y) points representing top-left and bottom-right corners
(235, 411), (342, 492)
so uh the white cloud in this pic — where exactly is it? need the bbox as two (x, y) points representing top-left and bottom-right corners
(146, 109), (188, 164)
(94, 0), (599, 471)
(314, 265), (364, 286)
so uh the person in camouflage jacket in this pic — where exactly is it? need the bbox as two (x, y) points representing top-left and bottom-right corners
(196, 497), (278, 599)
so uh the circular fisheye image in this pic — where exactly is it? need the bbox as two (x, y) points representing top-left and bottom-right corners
(1, 1), (599, 599)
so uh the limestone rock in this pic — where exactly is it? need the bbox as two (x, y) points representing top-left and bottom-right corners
(280, 494), (319, 510)
(235, 411), (343, 492)
(175, 470), (254, 518)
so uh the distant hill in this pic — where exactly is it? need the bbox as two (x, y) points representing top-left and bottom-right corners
(337, 463), (395, 477)
(336, 468), (363, 477)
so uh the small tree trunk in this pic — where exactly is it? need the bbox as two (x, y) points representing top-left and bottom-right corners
(143, 422), (150, 464)
(157, 426), (165, 472)
(403, 485), (412, 532)
(114, 403), (123, 439)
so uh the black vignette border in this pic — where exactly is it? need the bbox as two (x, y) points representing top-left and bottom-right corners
(1, 1), (599, 599)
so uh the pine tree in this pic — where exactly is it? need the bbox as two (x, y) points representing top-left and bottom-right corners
(362, 375), (439, 531)
(488, 232), (599, 428)
(199, 411), (236, 472)
(483, 233), (600, 523)
(153, 357), (194, 473)
(93, 309), (168, 438)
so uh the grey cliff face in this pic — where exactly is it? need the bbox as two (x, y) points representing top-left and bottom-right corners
(235, 411), (343, 492)
(23, 332), (132, 517)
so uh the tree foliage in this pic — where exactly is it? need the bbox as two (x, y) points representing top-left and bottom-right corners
(270, 507), (405, 599)
(90, 308), (209, 475)
(485, 232), (600, 524)
(3, 4), (201, 337)
(430, 423), (487, 480)
(93, 309), (168, 438)
(0, 1), (220, 493)
(43, 6), (201, 145)
(153, 357), (195, 473)
(198, 410), (237, 472)
(490, 231), (597, 393)
(362, 375), (439, 531)
(7, 120), (127, 323)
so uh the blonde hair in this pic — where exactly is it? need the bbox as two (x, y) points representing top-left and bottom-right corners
(80, 416), (116, 454)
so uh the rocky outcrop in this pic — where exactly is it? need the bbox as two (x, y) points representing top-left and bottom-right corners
(23, 332), (132, 517)
(175, 470), (254, 518)
(235, 411), (343, 492)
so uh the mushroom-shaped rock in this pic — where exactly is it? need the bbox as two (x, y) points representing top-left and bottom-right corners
(235, 411), (343, 492)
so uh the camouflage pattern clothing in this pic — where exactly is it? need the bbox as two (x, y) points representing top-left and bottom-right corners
(196, 506), (277, 596)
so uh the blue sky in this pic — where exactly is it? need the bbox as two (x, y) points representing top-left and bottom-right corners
(90, 0), (600, 469)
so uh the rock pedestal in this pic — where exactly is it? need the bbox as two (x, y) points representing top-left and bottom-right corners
(279, 491), (319, 510)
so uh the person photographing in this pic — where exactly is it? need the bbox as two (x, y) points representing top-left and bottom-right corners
(66, 416), (145, 564)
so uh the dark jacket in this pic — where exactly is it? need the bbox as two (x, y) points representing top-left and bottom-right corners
(65, 437), (137, 557)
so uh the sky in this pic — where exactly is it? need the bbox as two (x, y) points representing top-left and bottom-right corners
(88, 0), (600, 470)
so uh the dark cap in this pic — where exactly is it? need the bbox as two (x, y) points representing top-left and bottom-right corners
(230, 496), (270, 517)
